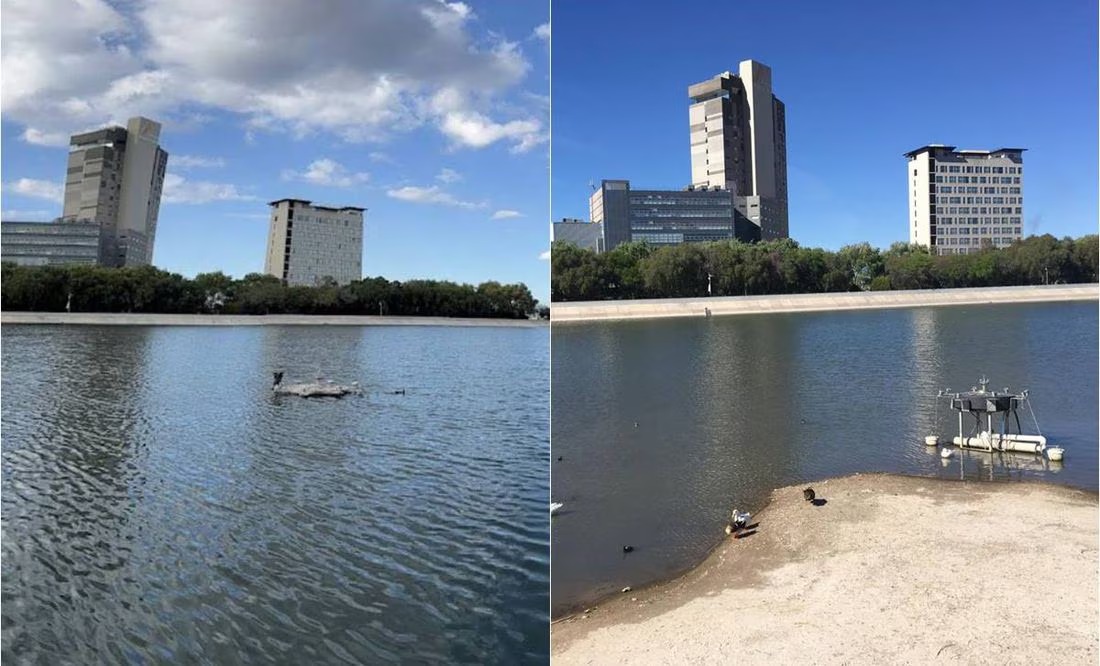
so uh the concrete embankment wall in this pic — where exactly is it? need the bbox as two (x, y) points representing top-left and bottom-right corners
(551, 284), (1098, 323)
(0, 312), (546, 328)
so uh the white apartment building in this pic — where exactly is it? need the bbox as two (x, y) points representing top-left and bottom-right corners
(264, 199), (365, 286)
(905, 145), (1025, 255)
(688, 60), (788, 240)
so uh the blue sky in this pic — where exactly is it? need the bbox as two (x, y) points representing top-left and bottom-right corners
(2, 0), (550, 301)
(552, 0), (1099, 250)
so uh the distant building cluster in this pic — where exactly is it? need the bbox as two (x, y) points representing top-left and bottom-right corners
(554, 59), (787, 253)
(551, 59), (1027, 256)
(1, 117), (368, 286)
(2, 117), (168, 267)
(905, 145), (1025, 255)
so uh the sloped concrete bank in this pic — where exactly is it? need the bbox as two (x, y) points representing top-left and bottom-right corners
(551, 284), (1098, 322)
(0, 312), (545, 328)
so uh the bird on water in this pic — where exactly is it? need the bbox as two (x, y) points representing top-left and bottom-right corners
(622, 545), (634, 553)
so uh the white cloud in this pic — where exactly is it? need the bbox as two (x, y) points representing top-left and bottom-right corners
(430, 88), (545, 151)
(162, 173), (255, 204)
(538, 250), (550, 261)
(532, 23), (550, 41)
(282, 158), (370, 187)
(1, 209), (54, 220)
(386, 185), (484, 209)
(1, 1), (544, 152)
(22, 128), (70, 147)
(172, 154), (226, 169)
(4, 178), (64, 202)
(436, 168), (462, 183)
(491, 209), (522, 220)
(368, 151), (394, 163)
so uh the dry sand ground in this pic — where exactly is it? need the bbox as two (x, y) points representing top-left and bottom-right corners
(552, 474), (1098, 665)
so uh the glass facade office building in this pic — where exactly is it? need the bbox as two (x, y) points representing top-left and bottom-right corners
(1, 220), (103, 266)
(589, 180), (759, 251)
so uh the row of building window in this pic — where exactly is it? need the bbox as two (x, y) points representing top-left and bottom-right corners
(632, 233), (685, 243)
(938, 187), (1021, 196)
(631, 225), (732, 233)
(937, 165), (1020, 174)
(295, 215), (360, 226)
(935, 176), (1021, 184)
(939, 207), (1022, 216)
(630, 210), (733, 219)
(629, 197), (731, 206)
(941, 200), (1023, 212)
(939, 217), (1022, 226)
(937, 202), (1021, 211)
(940, 226), (1022, 235)
(936, 237), (1017, 246)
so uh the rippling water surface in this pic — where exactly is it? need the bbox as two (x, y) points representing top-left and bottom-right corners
(2, 324), (549, 664)
(551, 302), (1098, 615)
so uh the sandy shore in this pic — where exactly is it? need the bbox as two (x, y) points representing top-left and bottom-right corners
(551, 284), (1098, 322)
(0, 312), (546, 328)
(552, 474), (1098, 665)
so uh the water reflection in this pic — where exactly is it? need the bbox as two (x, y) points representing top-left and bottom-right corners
(3, 324), (549, 664)
(551, 302), (1097, 615)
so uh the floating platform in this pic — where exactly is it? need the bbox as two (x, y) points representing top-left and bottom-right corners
(928, 377), (1063, 463)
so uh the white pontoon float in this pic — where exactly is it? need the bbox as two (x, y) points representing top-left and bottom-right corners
(925, 376), (1064, 462)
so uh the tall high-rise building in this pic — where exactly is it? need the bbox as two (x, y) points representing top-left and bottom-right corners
(264, 199), (365, 286)
(904, 145), (1025, 255)
(688, 60), (788, 240)
(61, 117), (168, 266)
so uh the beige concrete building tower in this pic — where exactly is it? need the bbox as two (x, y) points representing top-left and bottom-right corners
(61, 117), (168, 266)
(688, 60), (788, 240)
(904, 145), (1025, 255)
(264, 199), (365, 286)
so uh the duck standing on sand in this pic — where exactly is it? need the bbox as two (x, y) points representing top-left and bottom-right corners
(725, 509), (751, 536)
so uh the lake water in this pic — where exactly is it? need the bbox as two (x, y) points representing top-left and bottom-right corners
(2, 324), (549, 664)
(550, 302), (1098, 616)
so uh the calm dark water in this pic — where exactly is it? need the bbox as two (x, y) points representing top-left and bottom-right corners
(2, 324), (549, 664)
(551, 302), (1098, 616)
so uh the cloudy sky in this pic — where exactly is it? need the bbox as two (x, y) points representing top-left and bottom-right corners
(1, 0), (550, 300)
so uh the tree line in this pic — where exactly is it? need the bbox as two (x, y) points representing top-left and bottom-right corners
(1, 263), (543, 319)
(551, 234), (1098, 301)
